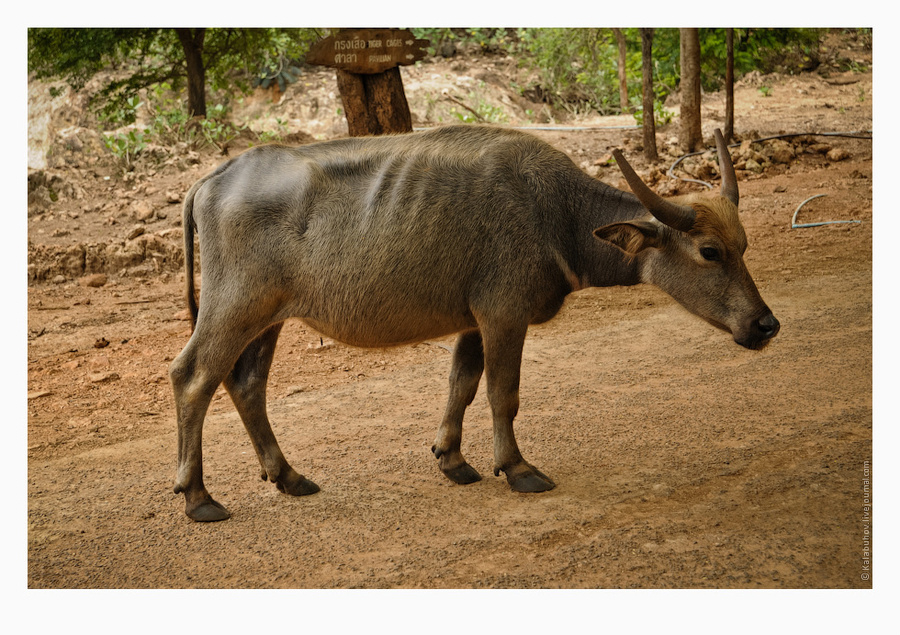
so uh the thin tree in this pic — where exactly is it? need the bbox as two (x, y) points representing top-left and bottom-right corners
(640, 28), (658, 162)
(175, 28), (207, 117)
(679, 28), (703, 153)
(724, 28), (735, 143)
(613, 28), (629, 113)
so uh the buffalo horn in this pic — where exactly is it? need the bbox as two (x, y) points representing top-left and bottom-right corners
(613, 149), (696, 232)
(714, 128), (739, 206)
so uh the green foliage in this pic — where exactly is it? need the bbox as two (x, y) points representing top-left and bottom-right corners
(412, 28), (516, 56)
(99, 84), (248, 169)
(514, 28), (637, 116)
(197, 103), (245, 150)
(450, 98), (507, 124)
(699, 28), (823, 90)
(633, 100), (675, 127)
(414, 28), (827, 119)
(102, 128), (146, 169)
(99, 94), (144, 128)
(143, 83), (194, 144)
(411, 28), (454, 56)
(28, 28), (321, 121)
(28, 28), (151, 91)
(257, 118), (290, 144)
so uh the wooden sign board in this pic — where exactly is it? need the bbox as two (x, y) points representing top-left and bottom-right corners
(306, 29), (429, 75)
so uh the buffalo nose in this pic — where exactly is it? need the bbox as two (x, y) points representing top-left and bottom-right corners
(757, 313), (780, 338)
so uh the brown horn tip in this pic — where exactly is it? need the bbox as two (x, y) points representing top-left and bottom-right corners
(714, 129), (739, 206)
(613, 148), (696, 233)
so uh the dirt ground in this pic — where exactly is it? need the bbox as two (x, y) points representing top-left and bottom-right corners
(26, 32), (874, 592)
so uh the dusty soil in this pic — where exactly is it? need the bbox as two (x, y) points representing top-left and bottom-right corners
(26, 32), (873, 589)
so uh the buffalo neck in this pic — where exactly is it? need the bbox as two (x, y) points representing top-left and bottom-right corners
(569, 174), (647, 289)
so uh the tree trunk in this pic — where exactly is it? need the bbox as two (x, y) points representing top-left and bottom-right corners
(640, 28), (658, 162)
(679, 28), (702, 153)
(175, 28), (207, 118)
(725, 28), (735, 143)
(613, 28), (629, 113)
(336, 67), (413, 137)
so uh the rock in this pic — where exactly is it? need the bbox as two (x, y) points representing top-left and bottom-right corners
(166, 190), (182, 204)
(156, 228), (183, 240)
(438, 41), (457, 58)
(60, 244), (86, 277)
(108, 240), (146, 270)
(132, 200), (155, 221)
(126, 225), (146, 240)
(28, 187), (53, 214)
(826, 148), (851, 162)
(656, 179), (681, 197)
(771, 149), (793, 164)
(581, 163), (601, 178)
(89, 355), (109, 367)
(52, 274), (66, 284)
(84, 243), (109, 274)
(78, 273), (108, 287)
(93, 337), (110, 349)
(651, 483), (673, 497)
(89, 371), (120, 383)
(28, 390), (53, 400)
(745, 158), (763, 173)
(767, 141), (796, 165)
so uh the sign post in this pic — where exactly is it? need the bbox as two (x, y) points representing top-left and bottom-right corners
(307, 29), (429, 136)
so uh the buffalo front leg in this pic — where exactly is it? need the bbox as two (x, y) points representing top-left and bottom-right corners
(481, 321), (555, 493)
(223, 323), (319, 498)
(432, 329), (484, 485)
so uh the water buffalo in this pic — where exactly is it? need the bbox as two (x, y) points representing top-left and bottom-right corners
(170, 125), (779, 521)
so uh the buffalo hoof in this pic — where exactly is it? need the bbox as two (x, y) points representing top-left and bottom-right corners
(186, 497), (231, 522)
(275, 471), (321, 496)
(442, 462), (483, 485)
(497, 464), (556, 493)
(433, 445), (482, 485)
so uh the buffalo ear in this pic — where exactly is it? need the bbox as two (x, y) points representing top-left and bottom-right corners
(593, 220), (660, 256)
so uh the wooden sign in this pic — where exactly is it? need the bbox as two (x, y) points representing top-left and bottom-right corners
(306, 29), (429, 74)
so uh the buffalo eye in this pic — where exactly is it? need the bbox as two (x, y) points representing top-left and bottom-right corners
(700, 247), (721, 261)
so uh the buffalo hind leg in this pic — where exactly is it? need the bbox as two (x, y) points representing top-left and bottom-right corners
(172, 374), (229, 521)
(171, 321), (252, 522)
(224, 323), (320, 498)
(432, 329), (484, 485)
(481, 321), (555, 493)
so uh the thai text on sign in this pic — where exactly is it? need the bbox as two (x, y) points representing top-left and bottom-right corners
(306, 29), (429, 74)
